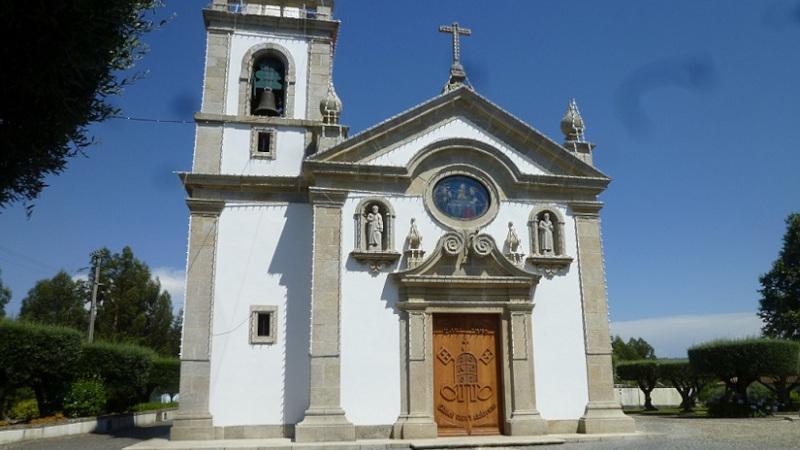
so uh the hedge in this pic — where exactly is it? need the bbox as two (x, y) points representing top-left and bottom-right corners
(658, 359), (709, 412)
(688, 338), (800, 400)
(79, 341), (157, 412)
(145, 357), (180, 400)
(0, 320), (82, 416)
(616, 359), (660, 410)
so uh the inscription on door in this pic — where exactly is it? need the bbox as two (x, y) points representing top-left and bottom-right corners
(433, 314), (503, 436)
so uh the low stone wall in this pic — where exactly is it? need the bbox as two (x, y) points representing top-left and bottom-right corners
(0, 408), (176, 445)
(616, 387), (683, 408)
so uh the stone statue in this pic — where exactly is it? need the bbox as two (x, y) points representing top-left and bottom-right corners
(366, 204), (384, 250)
(407, 218), (422, 250)
(538, 212), (554, 255)
(505, 221), (520, 253)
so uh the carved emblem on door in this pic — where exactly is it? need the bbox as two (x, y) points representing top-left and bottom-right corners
(433, 314), (503, 436)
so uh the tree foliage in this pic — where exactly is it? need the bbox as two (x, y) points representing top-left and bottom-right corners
(0, 269), (10, 318)
(616, 360), (660, 411)
(0, 320), (83, 416)
(19, 270), (87, 331)
(688, 338), (800, 401)
(0, 0), (163, 210)
(612, 335), (656, 363)
(759, 213), (800, 340)
(92, 247), (178, 355)
(658, 359), (709, 413)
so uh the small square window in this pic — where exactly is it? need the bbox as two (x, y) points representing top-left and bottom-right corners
(250, 305), (277, 344)
(250, 128), (276, 159)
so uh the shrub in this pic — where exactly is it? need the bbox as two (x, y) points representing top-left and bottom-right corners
(0, 320), (82, 416)
(9, 398), (39, 422)
(79, 341), (156, 412)
(63, 378), (106, 418)
(659, 359), (709, 413)
(689, 338), (800, 402)
(616, 360), (660, 410)
(130, 401), (177, 413)
(145, 357), (180, 400)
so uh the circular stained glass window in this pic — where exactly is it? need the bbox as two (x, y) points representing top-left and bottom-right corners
(432, 175), (491, 220)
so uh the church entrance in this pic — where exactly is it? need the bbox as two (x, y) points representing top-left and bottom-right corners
(433, 314), (503, 436)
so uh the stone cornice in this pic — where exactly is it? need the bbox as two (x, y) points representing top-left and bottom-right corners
(195, 113), (349, 133)
(186, 199), (225, 216)
(203, 9), (339, 40)
(178, 172), (307, 194)
(308, 187), (348, 206)
(569, 201), (605, 216)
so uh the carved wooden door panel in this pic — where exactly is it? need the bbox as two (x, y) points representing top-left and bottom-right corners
(433, 314), (503, 436)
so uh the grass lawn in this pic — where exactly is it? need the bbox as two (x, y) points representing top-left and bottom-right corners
(624, 406), (709, 417)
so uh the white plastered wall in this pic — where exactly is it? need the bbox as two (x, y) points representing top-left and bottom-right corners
(340, 194), (588, 424)
(226, 32), (309, 119)
(220, 124), (306, 176)
(209, 203), (312, 427)
(365, 117), (548, 176)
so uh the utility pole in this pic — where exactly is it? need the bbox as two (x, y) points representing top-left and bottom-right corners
(87, 250), (103, 343)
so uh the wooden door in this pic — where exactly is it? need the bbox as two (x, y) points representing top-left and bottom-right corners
(433, 314), (503, 436)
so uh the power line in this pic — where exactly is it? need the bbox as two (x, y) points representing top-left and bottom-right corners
(110, 115), (193, 125)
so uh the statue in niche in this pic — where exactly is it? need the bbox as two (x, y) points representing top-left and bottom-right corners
(538, 212), (555, 255)
(366, 204), (384, 251)
(505, 222), (520, 253)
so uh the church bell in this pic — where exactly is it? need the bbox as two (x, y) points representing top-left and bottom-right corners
(254, 88), (279, 116)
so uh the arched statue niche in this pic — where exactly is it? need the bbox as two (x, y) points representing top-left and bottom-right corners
(526, 206), (573, 277)
(350, 198), (400, 273)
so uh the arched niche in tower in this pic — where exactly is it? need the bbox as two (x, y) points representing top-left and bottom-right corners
(238, 43), (296, 118)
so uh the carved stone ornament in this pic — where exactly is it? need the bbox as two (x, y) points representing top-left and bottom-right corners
(350, 250), (401, 273)
(504, 222), (525, 266)
(404, 218), (426, 269)
(526, 208), (573, 277)
(350, 198), (400, 273)
(526, 255), (574, 278)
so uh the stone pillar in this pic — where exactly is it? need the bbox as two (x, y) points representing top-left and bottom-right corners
(505, 302), (548, 435)
(572, 202), (635, 434)
(171, 199), (224, 441)
(393, 303), (438, 439)
(306, 39), (333, 122)
(201, 28), (230, 115)
(295, 188), (356, 443)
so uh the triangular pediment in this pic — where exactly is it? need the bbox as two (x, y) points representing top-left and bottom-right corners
(310, 86), (607, 179)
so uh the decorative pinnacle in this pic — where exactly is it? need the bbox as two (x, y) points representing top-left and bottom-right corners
(439, 22), (472, 92)
(560, 98), (586, 142)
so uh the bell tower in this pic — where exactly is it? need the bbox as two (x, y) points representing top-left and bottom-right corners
(191, 0), (344, 178)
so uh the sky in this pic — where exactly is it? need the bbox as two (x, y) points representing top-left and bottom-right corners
(1, 1), (799, 357)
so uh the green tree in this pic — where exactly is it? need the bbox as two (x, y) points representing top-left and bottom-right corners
(659, 359), (709, 413)
(93, 247), (177, 356)
(616, 360), (660, 411)
(0, 268), (10, 318)
(758, 213), (800, 340)
(19, 271), (87, 330)
(0, 1), (163, 210)
(612, 335), (656, 363)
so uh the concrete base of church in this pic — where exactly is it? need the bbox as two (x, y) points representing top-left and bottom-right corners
(577, 402), (636, 434)
(169, 417), (214, 441)
(294, 410), (356, 443)
(506, 411), (549, 435)
(391, 415), (438, 439)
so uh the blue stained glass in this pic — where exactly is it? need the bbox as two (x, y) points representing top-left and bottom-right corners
(433, 175), (490, 220)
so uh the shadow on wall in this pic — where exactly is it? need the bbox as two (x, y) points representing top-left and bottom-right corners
(268, 204), (313, 425)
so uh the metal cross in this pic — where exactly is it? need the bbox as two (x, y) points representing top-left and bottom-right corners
(439, 22), (472, 66)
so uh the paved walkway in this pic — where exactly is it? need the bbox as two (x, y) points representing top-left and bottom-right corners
(1, 416), (799, 450)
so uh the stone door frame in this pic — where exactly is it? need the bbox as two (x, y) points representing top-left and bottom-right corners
(391, 232), (548, 439)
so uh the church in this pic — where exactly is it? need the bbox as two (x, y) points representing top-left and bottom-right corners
(172, 0), (634, 444)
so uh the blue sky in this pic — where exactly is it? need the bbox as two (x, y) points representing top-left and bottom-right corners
(1, 1), (799, 357)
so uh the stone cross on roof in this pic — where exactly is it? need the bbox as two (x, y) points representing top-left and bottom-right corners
(439, 22), (472, 91)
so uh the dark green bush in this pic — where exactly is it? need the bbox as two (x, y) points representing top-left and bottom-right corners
(145, 357), (180, 400)
(689, 338), (800, 401)
(0, 320), (82, 416)
(79, 341), (156, 412)
(63, 378), (106, 418)
(616, 360), (660, 410)
(9, 398), (39, 422)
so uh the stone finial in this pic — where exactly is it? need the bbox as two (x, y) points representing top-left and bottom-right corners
(560, 98), (585, 142)
(320, 80), (342, 124)
(407, 218), (422, 250)
(405, 218), (425, 269)
(504, 222), (524, 266)
(439, 22), (473, 92)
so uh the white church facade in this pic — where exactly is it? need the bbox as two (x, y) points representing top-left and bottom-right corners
(172, 0), (634, 443)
